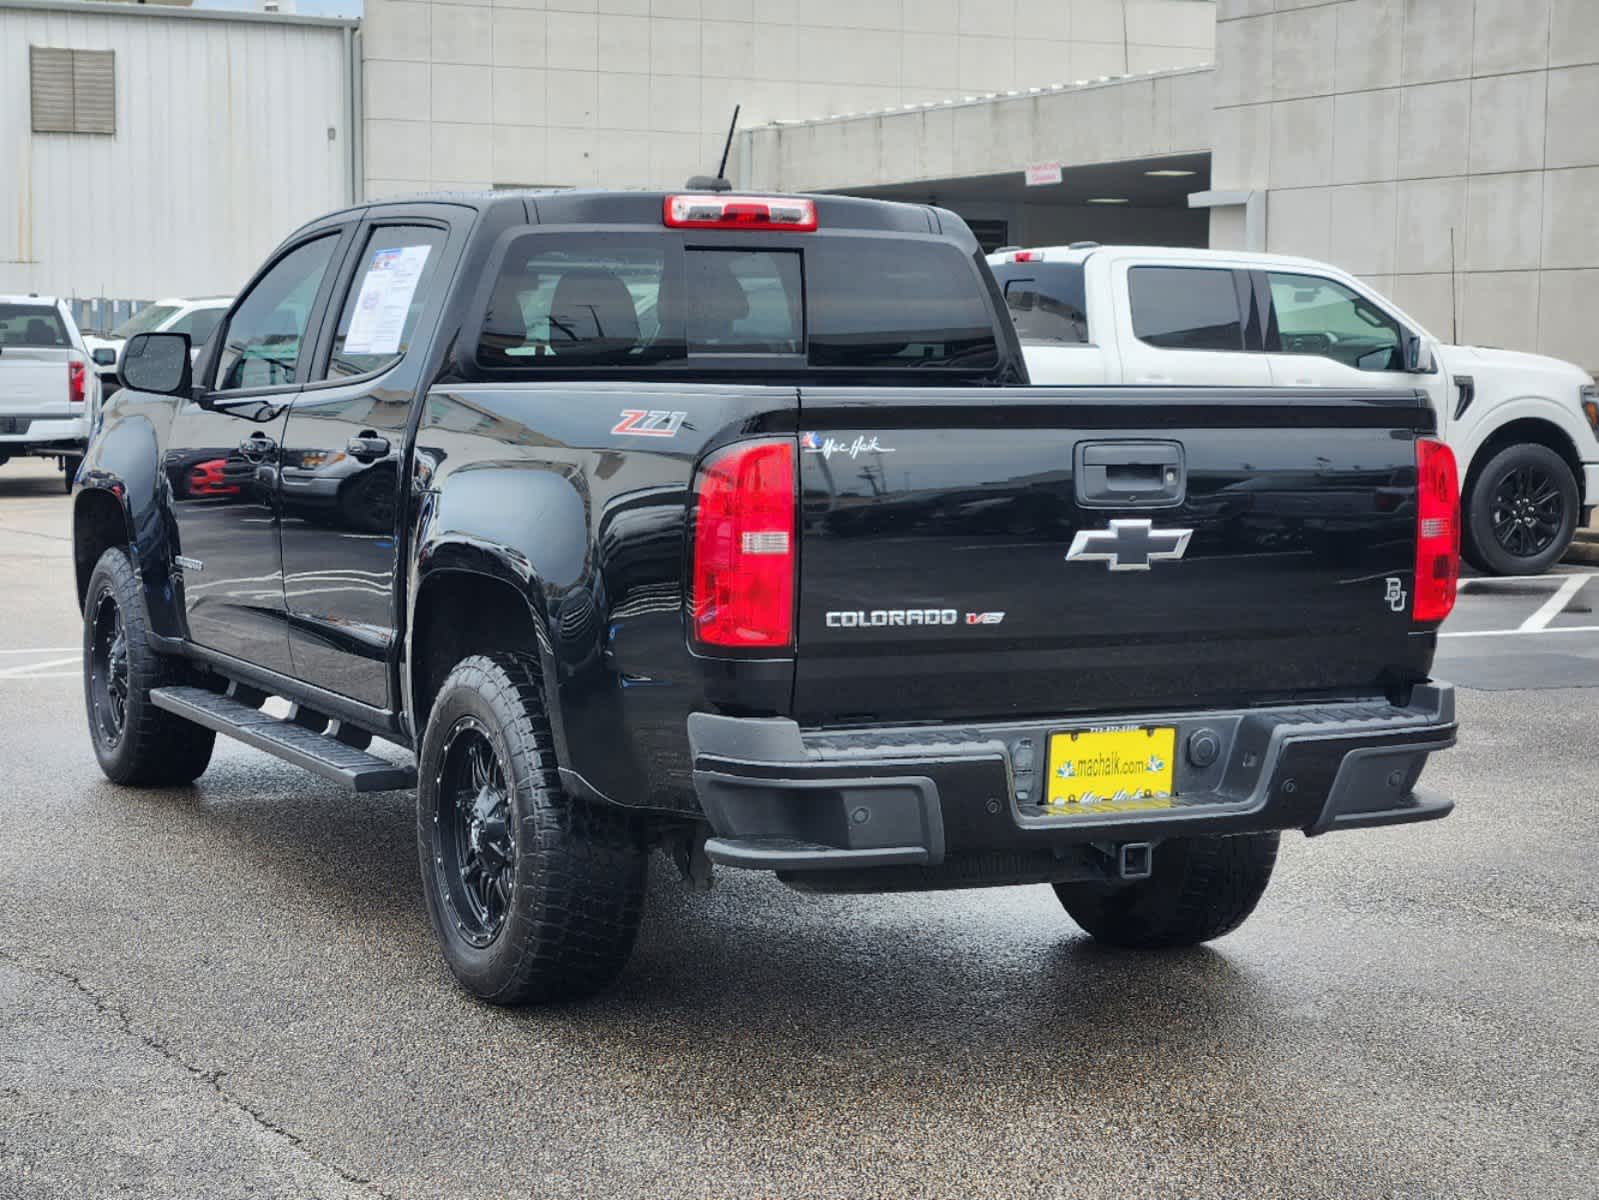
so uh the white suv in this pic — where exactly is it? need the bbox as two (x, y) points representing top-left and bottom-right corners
(85, 296), (232, 394)
(989, 244), (1599, 576)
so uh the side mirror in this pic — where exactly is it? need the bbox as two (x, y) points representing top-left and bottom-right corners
(1404, 333), (1436, 374)
(119, 332), (193, 396)
(91, 347), (118, 367)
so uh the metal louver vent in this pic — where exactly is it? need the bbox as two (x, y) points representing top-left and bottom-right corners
(30, 46), (115, 135)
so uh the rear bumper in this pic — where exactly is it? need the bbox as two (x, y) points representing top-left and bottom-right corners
(689, 685), (1456, 884)
(0, 413), (88, 452)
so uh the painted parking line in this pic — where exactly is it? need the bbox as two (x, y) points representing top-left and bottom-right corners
(1517, 574), (1588, 632)
(0, 647), (78, 655)
(1441, 624), (1599, 639)
(0, 655), (82, 678)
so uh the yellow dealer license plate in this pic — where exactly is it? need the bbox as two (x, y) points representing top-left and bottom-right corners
(1045, 726), (1176, 814)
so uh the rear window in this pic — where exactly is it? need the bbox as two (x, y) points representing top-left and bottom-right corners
(0, 304), (69, 348)
(1128, 266), (1245, 351)
(995, 263), (1089, 344)
(478, 237), (680, 368)
(807, 240), (997, 370)
(476, 233), (997, 374)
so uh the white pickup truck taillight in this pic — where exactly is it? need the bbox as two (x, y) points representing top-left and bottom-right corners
(1414, 438), (1460, 623)
(690, 439), (796, 649)
(68, 359), (87, 405)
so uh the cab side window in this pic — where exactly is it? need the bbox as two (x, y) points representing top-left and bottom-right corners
(213, 236), (341, 392)
(1128, 266), (1245, 351)
(325, 225), (448, 379)
(169, 307), (223, 348)
(1266, 272), (1403, 371)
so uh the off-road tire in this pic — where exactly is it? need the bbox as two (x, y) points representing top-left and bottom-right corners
(1463, 442), (1578, 577)
(417, 653), (647, 1005)
(1055, 833), (1279, 948)
(82, 547), (215, 785)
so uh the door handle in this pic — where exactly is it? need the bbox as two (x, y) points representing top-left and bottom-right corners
(238, 433), (276, 459)
(1075, 440), (1186, 508)
(347, 432), (391, 462)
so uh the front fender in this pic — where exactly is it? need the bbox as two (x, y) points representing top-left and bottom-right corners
(1456, 392), (1598, 490)
(74, 401), (184, 639)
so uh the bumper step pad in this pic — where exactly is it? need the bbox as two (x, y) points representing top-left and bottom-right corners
(150, 685), (415, 792)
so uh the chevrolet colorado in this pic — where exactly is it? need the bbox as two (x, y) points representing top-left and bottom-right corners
(73, 191), (1459, 1004)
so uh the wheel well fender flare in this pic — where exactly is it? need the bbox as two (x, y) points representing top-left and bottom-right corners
(1457, 403), (1589, 505)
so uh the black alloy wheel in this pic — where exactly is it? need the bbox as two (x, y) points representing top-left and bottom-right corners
(1490, 462), (1564, 559)
(431, 717), (517, 948)
(88, 588), (130, 748)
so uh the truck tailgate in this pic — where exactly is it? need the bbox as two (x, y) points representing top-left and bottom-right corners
(793, 387), (1436, 725)
(0, 350), (73, 414)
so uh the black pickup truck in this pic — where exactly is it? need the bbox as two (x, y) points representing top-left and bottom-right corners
(74, 190), (1460, 1004)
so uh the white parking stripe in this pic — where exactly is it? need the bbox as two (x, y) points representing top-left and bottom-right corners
(0, 655), (81, 677)
(1459, 571), (1599, 588)
(0, 647), (78, 655)
(1517, 574), (1587, 632)
(1441, 623), (1599, 639)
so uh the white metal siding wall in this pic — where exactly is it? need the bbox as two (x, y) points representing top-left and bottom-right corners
(0, 5), (351, 300)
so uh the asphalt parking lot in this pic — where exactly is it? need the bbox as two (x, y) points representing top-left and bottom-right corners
(0, 456), (1595, 1200)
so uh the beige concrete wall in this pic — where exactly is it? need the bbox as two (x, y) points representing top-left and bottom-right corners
(739, 66), (1214, 191)
(361, 0), (1216, 196)
(1211, 0), (1599, 370)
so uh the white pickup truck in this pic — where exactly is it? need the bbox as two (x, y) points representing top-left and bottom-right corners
(0, 296), (99, 491)
(989, 244), (1599, 576)
(84, 296), (231, 399)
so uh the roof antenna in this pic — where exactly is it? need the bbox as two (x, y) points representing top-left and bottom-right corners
(686, 105), (739, 193)
(1448, 226), (1459, 345)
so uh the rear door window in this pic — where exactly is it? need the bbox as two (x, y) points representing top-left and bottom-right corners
(997, 263), (1089, 344)
(806, 239), (997, 369)
(324, 225), (449, 379)
(1128, 266), (1246, 351)
(0, 304), (68, 348)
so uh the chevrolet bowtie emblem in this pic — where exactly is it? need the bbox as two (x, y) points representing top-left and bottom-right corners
(1066, 519), (1193, 571)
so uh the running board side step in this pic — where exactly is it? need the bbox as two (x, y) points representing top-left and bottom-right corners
(150, 686), (417, 792)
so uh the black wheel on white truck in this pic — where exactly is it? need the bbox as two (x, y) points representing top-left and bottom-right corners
(1462, 442), (1579, 576)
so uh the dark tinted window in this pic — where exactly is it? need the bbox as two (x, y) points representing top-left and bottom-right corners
(325, 225), (448, 379)
(478, 237), (681, 368)
(1128, 266), (1244, 351)
(807, 240), (997, 370)
(168, 306), (224, 347)
(997, 264), (1089, 344)
(0, 304), (68, 348)
(215, 235), (340, 391)
(685, 249), (802, 355)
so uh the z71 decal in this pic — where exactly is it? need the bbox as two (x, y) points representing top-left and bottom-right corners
(612, 409), (688, 437)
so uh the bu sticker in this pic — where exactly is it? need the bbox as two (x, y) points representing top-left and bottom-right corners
(612, 409), (688, 437)
(1385, 577), (1408, 612)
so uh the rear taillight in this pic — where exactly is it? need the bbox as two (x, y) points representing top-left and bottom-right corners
(68, 360), (86, 405)
(691, 439), (796, 650)
(1414, 438), (1459, 623)
(1010, 250), (1043, 262)
(664, 194), (818, 231)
